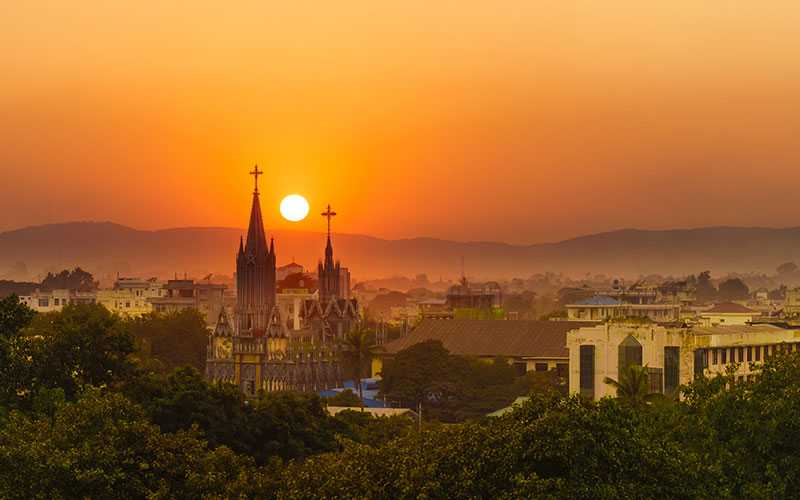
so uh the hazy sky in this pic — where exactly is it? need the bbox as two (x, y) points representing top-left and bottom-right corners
(2, 1), (799, 244)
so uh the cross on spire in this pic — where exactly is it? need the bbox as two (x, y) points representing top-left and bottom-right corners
(249, 165), (263, 193)
(321, 204), (337, 238)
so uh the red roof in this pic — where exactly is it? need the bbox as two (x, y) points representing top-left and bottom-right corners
(382, 319), (589, 359)
(704, 302), (757, 314)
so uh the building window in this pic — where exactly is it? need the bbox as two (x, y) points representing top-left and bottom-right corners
(618, 335), (643, 374)
(738, 347), (744, 363)
(664, 347), (680, 394)
(38, 298), (49, 307)
(721, 349), (727, 364)
(693, 349), (708, 378)
(556, 363), (568, 379)
(579, 345), (595, 400)
(755, 346), (761, 361)
(513, 362), (527, 376)
(535, 362), (548, 372)
(712, 349), (719, 365)
(747, 346), (753, 362)
(764, 345), (770, 359)
(648, 367), (664, 394)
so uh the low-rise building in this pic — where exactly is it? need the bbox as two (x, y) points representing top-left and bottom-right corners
(149, 279), (226, 326)
(699, 302), (759, 326)
(388, 304), (420, 325)
(95, 277), (165, 317)
(567, 322), (800, 401)
(19, 289), (96, 312)
(566, 295), (681, 323)
(375, 319), (589, 380)
(785, 288), (800, 316)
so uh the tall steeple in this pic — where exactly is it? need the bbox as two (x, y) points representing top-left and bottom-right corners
(235, 165), (277, 335)
(245, 166), (268, 254)
(318, 204), (341, 303)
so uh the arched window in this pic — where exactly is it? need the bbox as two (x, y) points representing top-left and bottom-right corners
(618, 335), (643, 375)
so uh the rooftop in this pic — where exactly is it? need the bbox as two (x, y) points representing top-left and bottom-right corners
(691, 324), (787, 336)
(703, 302), (758, 314)
(382, 319), (590, 358)
(573, 295), (622, 306)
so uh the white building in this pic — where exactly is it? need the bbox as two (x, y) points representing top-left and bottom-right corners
(566, 295), (682, 323)
(567, 322), (799, 400)
(699, 302), (759, 326)
(19, 289), (96, 313)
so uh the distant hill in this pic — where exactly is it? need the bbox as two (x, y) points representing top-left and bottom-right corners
(1, 222), (799, 282)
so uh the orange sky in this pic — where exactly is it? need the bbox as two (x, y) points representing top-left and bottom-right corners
(2, 1), (799, 244)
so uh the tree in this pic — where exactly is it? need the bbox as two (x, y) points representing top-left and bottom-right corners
(24, 304), (137, 399)
(40, 267), (98, 292)
(380, 340), (470, 412)
(604, 364), (660, 407)
(128, 310), (208, 372)
(124, 367), (344, 466)
(339, 325), (379, 401)
(695, 271), (717, 303)
(0, 295), (36, 408)
(777, 262), (798, 275)
(718, 278), (750, 302)
(324, 389), (362, 407)
(0, 389), (277, 499)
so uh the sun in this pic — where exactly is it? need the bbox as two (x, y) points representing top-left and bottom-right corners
(279, 194), (310, 222)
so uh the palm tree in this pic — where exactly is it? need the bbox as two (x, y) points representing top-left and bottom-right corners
(339, 325), (379, 402)
(604, 364), (661, 407)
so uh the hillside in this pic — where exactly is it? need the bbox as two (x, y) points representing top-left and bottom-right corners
(1, 222), (799, 282)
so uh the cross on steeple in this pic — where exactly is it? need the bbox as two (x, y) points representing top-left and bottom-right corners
(249, 165), (263, 193)
(321, 204), (337, 238)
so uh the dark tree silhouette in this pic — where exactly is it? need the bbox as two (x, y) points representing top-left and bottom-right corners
(718, 278), (749, 301)
(40, 267), (98, 292)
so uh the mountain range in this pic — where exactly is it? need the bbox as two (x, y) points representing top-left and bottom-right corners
(1, 222), (799, 283)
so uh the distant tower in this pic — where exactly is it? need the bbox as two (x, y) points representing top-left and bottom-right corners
(235, 166), (277, 334)
(318, 204), (341, 303)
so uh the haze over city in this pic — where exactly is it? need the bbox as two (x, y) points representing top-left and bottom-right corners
(3, 2), (800, 243)
(6, 3), (800, 499)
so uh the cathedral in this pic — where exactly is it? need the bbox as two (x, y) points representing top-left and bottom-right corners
(206, 167), (360, 396)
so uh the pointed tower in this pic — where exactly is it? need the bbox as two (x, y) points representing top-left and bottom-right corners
(318, 204), (341, 303)
(235, 166), (277, 334)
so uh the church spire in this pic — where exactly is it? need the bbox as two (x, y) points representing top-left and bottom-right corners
(245, 165), (268, 254)
(321, 203), (337, 266)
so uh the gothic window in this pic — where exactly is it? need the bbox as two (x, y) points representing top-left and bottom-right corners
(618, 335), (643, 375)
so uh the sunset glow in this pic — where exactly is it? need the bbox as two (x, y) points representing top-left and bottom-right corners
(1, 2), (800, 243)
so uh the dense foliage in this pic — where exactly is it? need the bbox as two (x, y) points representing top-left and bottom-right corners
(3, 295), (800, 498)
(380, 339), (565, 421)
(129, 309), (208, 372)
(40, 267), (98, 292)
